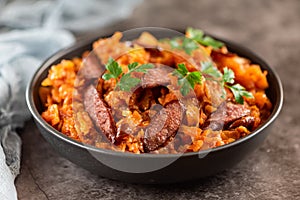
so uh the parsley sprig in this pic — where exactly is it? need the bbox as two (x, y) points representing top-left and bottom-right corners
(102, 58), (154, 91)
(173, 61), (253, 104)
(170, 37), (199, 55)
(102, 58), (123, 80)
(173, 63), (202, 96)
(200, 62), (253, 104)
(186, 27), (224, 49)
(221, 67), (253, 104)
(165, 27), (225, 55)
(201, 61), (222, 78)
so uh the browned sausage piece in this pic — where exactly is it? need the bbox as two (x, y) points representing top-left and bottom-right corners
(141, 67), (172, 88)
(203, 102), (250, 131)
(83, 85), (117, 143)
(143, 100), (182, 152)
(80, 53), (103, 80)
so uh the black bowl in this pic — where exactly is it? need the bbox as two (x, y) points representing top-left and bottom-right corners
(26, 30), (283, 184)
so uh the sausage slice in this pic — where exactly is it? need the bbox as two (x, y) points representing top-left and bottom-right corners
(203, 102), (251, 131)
(83, 85), (117, 143)
(143, 100), (182, 152)
(141, 67), (172, 88)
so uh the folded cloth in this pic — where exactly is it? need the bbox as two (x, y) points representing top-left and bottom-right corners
(0, 145), (17, 200)
(0, 28), (75, 200)
(0, 0), (143, 33)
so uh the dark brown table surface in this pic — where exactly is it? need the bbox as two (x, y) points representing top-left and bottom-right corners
(16, 0), (300, 199)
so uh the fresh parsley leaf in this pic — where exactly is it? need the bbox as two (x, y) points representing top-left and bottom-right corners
(102, 58), (154, 91)
(169, 37), (199, 55)
(173, 63), (202, 96)
(177, 63), (189, 76)
(209, 67), (254, 104)
(178, 78), (192, 96)
(201, 61), (222, 78)
(240, 90), (254, 98)
(229, 83), (245, 91)
(200, 36), (224, 49)
(186, 71), (202, 88)
(226, 84), (254, 104)
(134, 63), (154, 73)
(186, 27), (224, 49)
(128, 62), (139, 70)
(102, 57), (123, 80)
(182, 38), (199, 55)
(222, 67), (235, 84)
(170, 38), (182, 49)
(102, 73), (116, 80)
(118, 63), (154, 91)
(229, 86), (243, 104)
(186, 27), (204, 41)
(105, 60), (154, 91)
(167, 27), (224, 54)
(117, 74), (141, 91)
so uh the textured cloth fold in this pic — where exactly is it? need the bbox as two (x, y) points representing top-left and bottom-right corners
(0, 0), (143, 33)
(0, 28), (75, 200)
(0, 145), (17, 200)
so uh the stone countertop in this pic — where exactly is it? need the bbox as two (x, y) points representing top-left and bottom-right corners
(16, 0), (300, 199)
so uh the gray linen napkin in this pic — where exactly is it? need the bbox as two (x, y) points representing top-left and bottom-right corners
(0, 28), (75, 200)
(0, 0), (142, 33)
